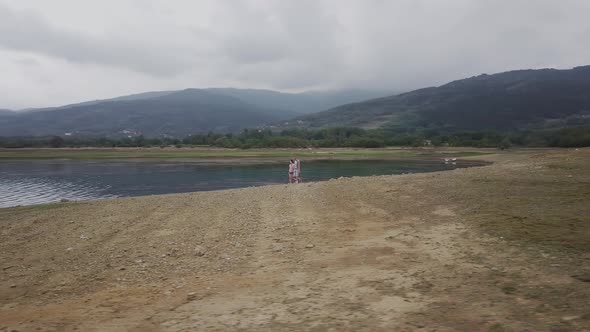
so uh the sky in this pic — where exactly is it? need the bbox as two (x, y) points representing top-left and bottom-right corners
(1, 0), (589, 109)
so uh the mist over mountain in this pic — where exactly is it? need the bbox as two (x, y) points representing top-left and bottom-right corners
(288, 66), (590, 131)
(3, 65), (589, 139)
(0, 88), (390, 137)
(206, 88), (393, 114)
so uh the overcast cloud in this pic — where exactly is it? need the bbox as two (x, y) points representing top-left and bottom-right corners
(1, 0), (589, 109)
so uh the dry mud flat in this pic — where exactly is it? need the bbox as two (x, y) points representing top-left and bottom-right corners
(1, 149), (589, 331)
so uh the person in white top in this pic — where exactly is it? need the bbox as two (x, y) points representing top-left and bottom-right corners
(293, 157), (301, 183)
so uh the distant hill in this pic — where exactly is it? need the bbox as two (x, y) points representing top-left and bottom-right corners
(206, 88), (392, 114)
(0, 88), (391, 137)
(288, 66), (590, 131)
(15, 88), (390, 115)
(0, 89), (279, 137)
(18, 91), (178, 113)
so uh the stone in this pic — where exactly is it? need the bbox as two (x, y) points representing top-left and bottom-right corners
(193, 246), (207, 257)
(561, 315), (580, 322)
(305, 244), (315, 249)
(572, 273), (590, 282)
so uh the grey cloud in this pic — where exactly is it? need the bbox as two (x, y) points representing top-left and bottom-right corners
(0, 4), (192, 77)
(213, 0), (346, 87)
(223, 34), (289, 64)
(13, 56), (39, 66)
(1, 0), (590, 108)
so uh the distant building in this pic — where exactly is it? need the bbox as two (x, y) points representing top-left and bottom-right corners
(120, 129), (142, 137)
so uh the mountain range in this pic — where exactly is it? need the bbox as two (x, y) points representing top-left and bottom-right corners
(0, 88), (390, 137)
(288, 66), (590, 132)
(1, 66), (590, 138)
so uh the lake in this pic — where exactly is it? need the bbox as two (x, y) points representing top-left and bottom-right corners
(0, 159), (480, 208)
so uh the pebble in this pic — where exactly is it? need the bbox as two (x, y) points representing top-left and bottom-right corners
(305, 244), (315, 248)
(194, 246), (207, 257)
(561, 315), (580, 322)
(571, 274), (590, 282)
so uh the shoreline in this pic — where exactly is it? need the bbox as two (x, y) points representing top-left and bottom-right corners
(0, 158), (492, 210)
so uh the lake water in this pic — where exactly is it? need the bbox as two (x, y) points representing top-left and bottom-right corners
(0, 160), (480, 208)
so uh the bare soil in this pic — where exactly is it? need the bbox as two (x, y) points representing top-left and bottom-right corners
(1, 148), (589, 331)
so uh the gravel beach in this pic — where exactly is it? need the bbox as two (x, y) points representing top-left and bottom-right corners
(1, 148), (589, 331)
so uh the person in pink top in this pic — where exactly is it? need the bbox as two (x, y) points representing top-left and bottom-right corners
(288, 159), (295, 184)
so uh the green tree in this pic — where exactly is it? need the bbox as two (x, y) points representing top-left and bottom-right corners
(498, 137), (511, 150)
(49, 136), (64, 148)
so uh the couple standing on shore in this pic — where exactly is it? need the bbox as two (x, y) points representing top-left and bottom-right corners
(289, 158), (302, 184)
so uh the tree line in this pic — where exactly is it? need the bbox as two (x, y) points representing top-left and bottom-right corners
(1, 126), (589, 149)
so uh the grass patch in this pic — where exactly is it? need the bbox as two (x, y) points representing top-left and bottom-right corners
(465, 154), (590, 254)
(0, 202), (65, 214)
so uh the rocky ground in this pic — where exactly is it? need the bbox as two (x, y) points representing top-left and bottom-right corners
(1, 148), (589, 331)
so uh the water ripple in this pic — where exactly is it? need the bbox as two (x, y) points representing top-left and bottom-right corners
(0, 177), (117, 208)
(0, 160), (477, 209)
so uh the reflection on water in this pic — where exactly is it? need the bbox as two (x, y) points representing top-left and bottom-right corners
(0, 160), (478, 208)
(0, 178), (117, 208)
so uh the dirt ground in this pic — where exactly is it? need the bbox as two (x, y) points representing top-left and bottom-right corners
(1, 148), (589, 331)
